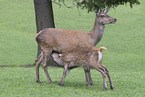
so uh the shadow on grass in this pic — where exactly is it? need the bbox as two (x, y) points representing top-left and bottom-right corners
(38, 80), (106, 91)
(0, 64), (34, 67)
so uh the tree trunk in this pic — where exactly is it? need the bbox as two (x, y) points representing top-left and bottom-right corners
(34, 0), (59, 66)
(34, 0), (55, 56)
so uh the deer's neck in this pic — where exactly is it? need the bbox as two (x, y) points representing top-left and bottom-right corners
(89, 18), (105, 46)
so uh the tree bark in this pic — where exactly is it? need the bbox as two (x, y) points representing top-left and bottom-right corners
(34, 0), (55, 56)
(34, 0), (59, 66)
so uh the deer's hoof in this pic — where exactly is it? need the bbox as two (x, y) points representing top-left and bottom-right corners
(110, 85), (114, 89)
(49, 82), (53, 84)
(86, 82), (90, 86)
(58, 82), (64, 86)
(90, 82), (94, 86)
(86, 84), (90, 87)
(103, 87), (107, 91)
(36, 80), (41, 84)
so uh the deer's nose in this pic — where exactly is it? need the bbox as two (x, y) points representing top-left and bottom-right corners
(114, 18), (117, 22)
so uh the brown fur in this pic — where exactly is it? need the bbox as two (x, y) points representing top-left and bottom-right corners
(59, 46), (114, 91)
(35, 9), (117, 86)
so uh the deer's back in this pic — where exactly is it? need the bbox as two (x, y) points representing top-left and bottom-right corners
(60, 47), (97, 66)
(36, 28), (92, 53)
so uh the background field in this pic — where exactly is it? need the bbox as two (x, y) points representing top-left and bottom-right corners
(0, 0), (145, 97)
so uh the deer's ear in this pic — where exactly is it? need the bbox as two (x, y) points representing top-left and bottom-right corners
(96, 9), (100, 15)
(103, 8), (110, 14)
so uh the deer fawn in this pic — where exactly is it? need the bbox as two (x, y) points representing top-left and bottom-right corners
(58, 46), (114, 91)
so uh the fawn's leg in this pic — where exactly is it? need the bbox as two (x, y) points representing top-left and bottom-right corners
(90, 64), (107, 91)
(97, 68), (107, 91)
(100, 64), (114, 89)
(84, 66), (94, 86)
(58, 63), (69, 86)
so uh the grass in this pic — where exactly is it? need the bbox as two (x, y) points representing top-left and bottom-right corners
(0, 0), (145, 97)
(0, 0), (36, 66)
(0, 67), (144, 97)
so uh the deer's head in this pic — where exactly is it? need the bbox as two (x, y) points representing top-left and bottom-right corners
(96, 9), (117, 25)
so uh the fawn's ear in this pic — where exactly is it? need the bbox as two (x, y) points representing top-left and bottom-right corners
(99, 46), (107, 51)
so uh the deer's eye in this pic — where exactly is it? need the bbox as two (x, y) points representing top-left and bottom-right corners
(100, 15), (105, 17)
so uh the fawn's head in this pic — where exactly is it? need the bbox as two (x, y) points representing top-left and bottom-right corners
(96, 9), (117, 25)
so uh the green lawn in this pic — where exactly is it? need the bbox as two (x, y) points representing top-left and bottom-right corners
(0, 67), (144, 97)
(0, 0), (145, 97)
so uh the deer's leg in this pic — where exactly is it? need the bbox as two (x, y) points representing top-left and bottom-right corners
(35, 52), (43, 83)
(100, 64), (114, 89)
(35, 51), (43, 63)
(97, 68), (107, 91)
(83, 66), (94, 86)
(90, 64), (107, 91)
(58, 63), (69, 86)
(43, 66), (53, 84)
(42, 50), (53, 84)
(84, 66), (89, 86)
(87, 67), (94, 86)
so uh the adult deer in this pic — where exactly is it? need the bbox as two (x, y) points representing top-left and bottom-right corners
(35, 9), (117, 85)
